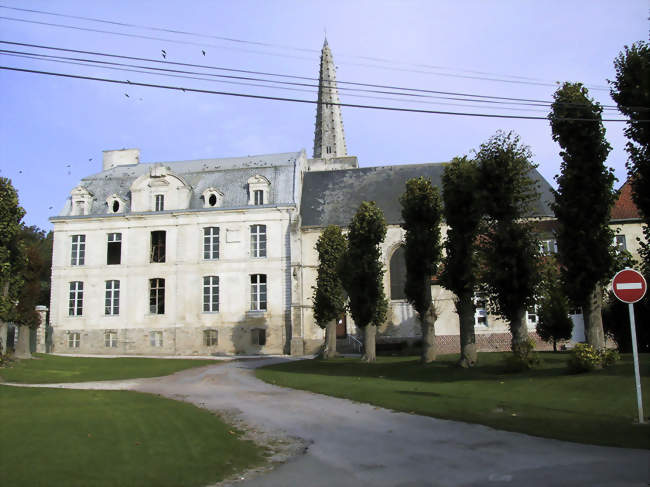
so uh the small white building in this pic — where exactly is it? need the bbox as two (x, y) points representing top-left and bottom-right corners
(50, 40), (557, 356)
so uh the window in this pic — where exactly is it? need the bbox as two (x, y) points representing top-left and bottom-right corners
(254, 189), (264, 205)
(474, 293), (488, 327)
(202, 188), (223, 208)
(203, 227), (219, 260)
(75, 201), (86, 215)
(151, 231), (166, 263)
(150, 331), (163, 347)
(389, 246), (407, 300)
(539, 239), (557, 254)
(204, 329), (218, 346)
(107, 233), (122, 265)
(326, 145), (332, 154)
(203, 276), (219, 312)
(68, 281), (83, 316)
(71, 235), (85, 266)
(149, 278), (165, 314)
(250, 225), (267, 258)
(105, 331), (117, 348)
(251, 328), (266, 346)
(112, 200), (120, 213)
(614, 235), (627, 251)
(105, 280), (120, 315)
(250, 274), (267, 311)
(526, 304), (538, 326)
(68, 332), (80, 348)
(155, 194), (164, 211)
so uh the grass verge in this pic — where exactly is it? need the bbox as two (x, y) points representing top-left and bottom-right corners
(0, 386), (265, 487)
(0, 354), (218, 383)
(256, 352), (650, 449)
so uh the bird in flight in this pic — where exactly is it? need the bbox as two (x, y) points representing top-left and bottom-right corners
(202, 50), (206, 56)
(161, 49), (167, 59)
(124, 93), (130, 98)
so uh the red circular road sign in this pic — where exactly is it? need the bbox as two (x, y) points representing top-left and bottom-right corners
(612, 269), (647, 304)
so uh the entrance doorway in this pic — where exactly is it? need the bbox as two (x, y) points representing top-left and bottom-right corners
(336, 314), (347, 338)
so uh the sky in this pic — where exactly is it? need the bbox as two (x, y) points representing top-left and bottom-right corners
(0, 0), (647, 231)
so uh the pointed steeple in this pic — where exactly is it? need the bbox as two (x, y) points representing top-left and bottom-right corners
(313, 39), (347, 159)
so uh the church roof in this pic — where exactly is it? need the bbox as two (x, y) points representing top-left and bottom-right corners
(300, 162), (555, 227)
(63, 151), (302, 216)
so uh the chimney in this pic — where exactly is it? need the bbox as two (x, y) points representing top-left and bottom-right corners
(102, 148), (140, 171)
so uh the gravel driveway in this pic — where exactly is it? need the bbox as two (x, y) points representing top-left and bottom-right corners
(9, 357), (649, 486)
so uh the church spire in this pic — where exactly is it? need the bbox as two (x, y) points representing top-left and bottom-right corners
(313, 39), (347, 159)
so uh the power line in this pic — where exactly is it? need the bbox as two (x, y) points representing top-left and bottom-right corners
(0, 40), (626, 111)
(1, 65), (637, 122)
(1, 51), (554, 113)
(0, 14), (610, 91)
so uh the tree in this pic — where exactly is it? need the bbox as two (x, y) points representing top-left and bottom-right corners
(476, 131), (541, 359)
(536, 257), (573, 352)
(400, 177), (443, 364)
(440, 157), (483, 367)
(312, 225), (347, 359)
(340, 201), (388, 363)
(549, 82), (616, 350)
(610, 42), (650, 281)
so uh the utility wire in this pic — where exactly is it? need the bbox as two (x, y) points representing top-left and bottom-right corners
(2, 52), (554, 113)
(1, 65), (637, 122)
(0, 4), (610, 88)
(0, 14), (610, 90)
(0, 41), (627, 111)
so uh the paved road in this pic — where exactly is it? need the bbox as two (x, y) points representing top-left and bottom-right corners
(11, 358), (650, 486)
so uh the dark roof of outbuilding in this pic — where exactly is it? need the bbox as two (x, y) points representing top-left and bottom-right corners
(300, 162), (555, 227)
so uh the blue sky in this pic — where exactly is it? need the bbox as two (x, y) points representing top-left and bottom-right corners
(0, 0), (646, 230)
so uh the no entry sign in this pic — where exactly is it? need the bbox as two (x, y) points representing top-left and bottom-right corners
(612, 269), (647, 304)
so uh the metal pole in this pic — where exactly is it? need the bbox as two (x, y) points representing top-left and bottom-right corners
(628, 303), (645, 424)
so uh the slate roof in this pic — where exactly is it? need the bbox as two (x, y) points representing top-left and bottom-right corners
(60, 152), (301, 216)
(611, 180), (641, 221)
(300, 162), (555, 227)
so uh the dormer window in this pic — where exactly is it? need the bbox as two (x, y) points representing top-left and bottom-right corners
(247, 175), (270, 206)
(155, 195), (164, 211)
(70, 186), (94, 216)
(201, 188), (224, 208)
(106, 194), (126, 214)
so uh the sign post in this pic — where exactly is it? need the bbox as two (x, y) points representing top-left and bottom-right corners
(612, 268), (647, 424)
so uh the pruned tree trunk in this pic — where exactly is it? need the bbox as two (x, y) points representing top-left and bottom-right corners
(0, 320), (7, 356)
(583, 284), (605, 350)
(510, 307), (529, 359)
(361, 325), (376, 363)
(420, 305), (437, 364)
(320, 319), (339, 359)
(14, 324), (31, 359)
(553, 338), (557, 353)
(457, 292), (477, 368)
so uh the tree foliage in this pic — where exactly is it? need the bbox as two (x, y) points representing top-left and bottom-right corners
(0, 177), (26, 323)
(313, 225), (346, 358)
(340, 201), (387, 362)
(440, 157), (483, 367)
(476, 131), (541, 358)
(536, 257), (573, 352)
(610, 41), (650, 223)
(549, 82), (616, 349)
(15, 226), (52, 328)
(400, 177), (443, 363)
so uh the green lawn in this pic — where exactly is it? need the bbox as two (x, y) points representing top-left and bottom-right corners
(0, 387), (265, 487)
(256, 352), (650, 449)
(0, 354), (218, 383)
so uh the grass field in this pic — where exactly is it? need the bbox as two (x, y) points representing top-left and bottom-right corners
(256, 352), (650, 449)
(0, 386), (265, 487)
(0, 354), (217, 383)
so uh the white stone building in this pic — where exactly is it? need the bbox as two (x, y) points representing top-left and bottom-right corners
(50, 40), (556, 356)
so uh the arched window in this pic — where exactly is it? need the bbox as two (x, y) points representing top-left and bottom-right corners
(389, 246), (407, 300)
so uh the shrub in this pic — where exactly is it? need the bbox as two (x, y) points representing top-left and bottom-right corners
(568, 343), (621, 373)
(504, 337), (540, 372)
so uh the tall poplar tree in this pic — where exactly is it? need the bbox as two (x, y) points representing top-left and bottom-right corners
(550, 82), (616, 350)
(340, 201), (388, 363)
(476, 131), (541, 359)
(610, 41), (650, 278)
(313, 225), (347, 359)
(400, 177), (443, 364)
(440, 157), (483, 367)
(0, 178), (26, 324)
